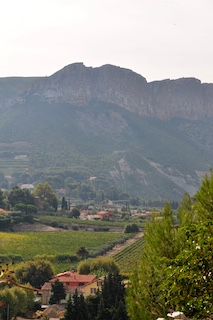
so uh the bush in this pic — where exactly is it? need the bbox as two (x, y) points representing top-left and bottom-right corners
(72, 224), (79, 231)
(77, 256), (120, 275)
(124, 223), (139, 233)
(55, 254), (77, 263)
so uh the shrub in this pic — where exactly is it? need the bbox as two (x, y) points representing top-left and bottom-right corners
(124, 223), (139, 233)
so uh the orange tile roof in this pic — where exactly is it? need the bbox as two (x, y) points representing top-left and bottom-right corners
(50, 271), (97, 284)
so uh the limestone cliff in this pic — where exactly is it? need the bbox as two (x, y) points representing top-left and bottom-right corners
(23, 63), (213, 120)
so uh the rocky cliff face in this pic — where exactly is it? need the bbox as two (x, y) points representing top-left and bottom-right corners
(1, 63), (213, 120)
(0, 63), (212, 200)
(149, 78), (213, 120)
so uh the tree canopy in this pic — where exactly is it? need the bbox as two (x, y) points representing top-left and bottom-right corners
(33, 182), (58, 211)
(49, 279), (66, 305)
(15, 259), (55, 289)
(126, 172), (213, 319)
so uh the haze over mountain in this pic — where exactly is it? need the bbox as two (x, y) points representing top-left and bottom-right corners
(0, 63), (212, 200)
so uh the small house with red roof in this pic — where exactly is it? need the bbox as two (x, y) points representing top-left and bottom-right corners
(98, 211), (114, 220)
(41, 270), (97, 304)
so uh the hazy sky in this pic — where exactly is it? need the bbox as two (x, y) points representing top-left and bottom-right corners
(1, 0), (213, 83)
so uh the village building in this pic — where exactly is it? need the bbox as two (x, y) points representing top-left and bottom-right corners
(41, 270), (103, 305)
(20, 184), (34, 192)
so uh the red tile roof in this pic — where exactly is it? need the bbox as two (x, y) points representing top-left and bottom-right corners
(49, 270), (97, 284)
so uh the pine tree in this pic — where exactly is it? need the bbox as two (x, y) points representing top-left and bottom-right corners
(86, 293), (101, 320)
(96, 296), (111, 320)
(98, 272), (128, 320)
(63, 290), (89, 320)
(49, 279), (66, 304)
(127, 171), (213, 320)
(126, 202), (177, 319)
(63, 294), (75, 320)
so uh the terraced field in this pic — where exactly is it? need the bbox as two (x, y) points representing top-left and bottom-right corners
(0, 158), (29, 174)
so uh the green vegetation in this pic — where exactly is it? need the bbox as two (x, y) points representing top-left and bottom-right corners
(15, 260), (55, 288)
(63, 271), (128, 320)
(49, 279), (66, 305)
(77, 256), (120, 276)
(126, 171), (213, 319)
(0, 230), (126, 273)
(35, 214), (141, 228)
(0, 286), (35, 320)
(113, 237), (145, 274)
(0, 97), (211, 200)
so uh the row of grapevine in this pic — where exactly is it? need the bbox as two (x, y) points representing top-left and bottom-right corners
(113, 237), (145, 274)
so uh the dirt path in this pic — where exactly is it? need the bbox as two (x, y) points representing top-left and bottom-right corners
(103, 232), (144, 257)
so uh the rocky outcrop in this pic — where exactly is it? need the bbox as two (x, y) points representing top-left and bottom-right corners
(149, 78), (213, 120)
(1, 63), (213, 120)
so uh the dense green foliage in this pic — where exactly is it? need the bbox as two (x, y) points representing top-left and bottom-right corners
(0, 286), (35, 320)
(33, 182), (58, 211)
(124, 223), (139, 233)
(63, 272), (128, 320)
(77, 257), (120, 276)
(161, 221), (213, 317)
(49, 279), (66, 304)
(126, 172), (213, 319)
(63, 291), (89, 320)
(8, 186), (35, 207)
(0, 94), (211, 200)
(15, 260), (55, 288)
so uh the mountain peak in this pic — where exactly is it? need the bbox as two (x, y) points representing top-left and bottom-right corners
(1, 62), (213, 120)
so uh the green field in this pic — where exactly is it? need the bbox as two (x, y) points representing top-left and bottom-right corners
(0, 230), (126, 273)
(0, 230), (125, 259)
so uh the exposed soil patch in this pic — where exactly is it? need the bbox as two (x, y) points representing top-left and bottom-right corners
(12, 222), (63, 232)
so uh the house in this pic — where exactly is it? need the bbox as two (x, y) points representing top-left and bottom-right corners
(98, 211), (114, 220)
(86, 214), (102, 221)
(41, 270), (97, 305)
(20, 184), (34, 192)
(83, 277), (104, 297)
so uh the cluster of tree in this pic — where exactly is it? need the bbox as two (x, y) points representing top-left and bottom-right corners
(63, 272), (128, 320)
(77, 256), (120, 276)
(0, 183), (59, 229)
(15, 260), (55, 289)
(126, 171), (213, 319)
(0, 286), (35, 320)
(0, 260), (39, 320)
(1, 168), (180, 207)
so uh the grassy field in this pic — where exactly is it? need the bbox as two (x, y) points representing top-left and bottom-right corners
(0, 230), (127, 273)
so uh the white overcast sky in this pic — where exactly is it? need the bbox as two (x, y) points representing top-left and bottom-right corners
(1, 0), (213, 83)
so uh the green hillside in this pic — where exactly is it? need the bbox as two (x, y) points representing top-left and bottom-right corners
(0, 98), (211, 200)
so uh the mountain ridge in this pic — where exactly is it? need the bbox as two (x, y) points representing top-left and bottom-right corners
(1, 63), (213, 120)
(0, 63), (212, 200)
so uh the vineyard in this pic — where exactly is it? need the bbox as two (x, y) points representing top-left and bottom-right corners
(114, 237), (145, 274)
(0, 227), (145, 274)
(0, 230), (127, 273)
